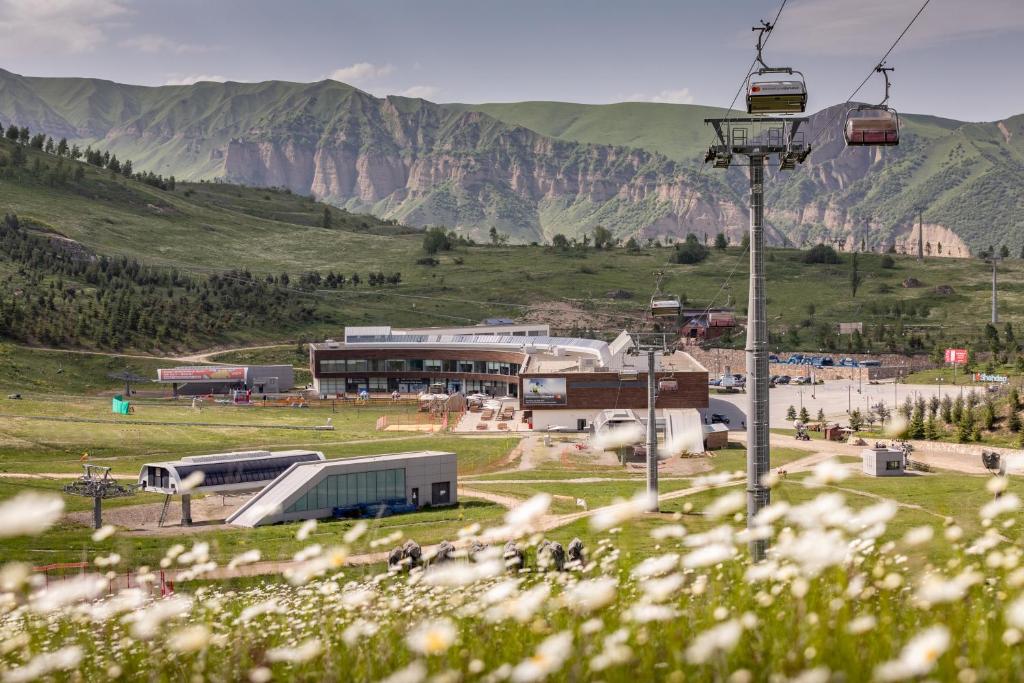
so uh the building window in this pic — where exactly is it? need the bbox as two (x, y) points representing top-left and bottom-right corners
(320, 359), (344, 373)
(885, 460), (902, 471)
(348, 359), (368, 372)
(387, 359), (406, 371)
(424, 359), (442, 372)
(285, 468), (407, 513)
(408, 359), (424, 371)
(458, 361), (474, 373)
(369, 377), (388, 392)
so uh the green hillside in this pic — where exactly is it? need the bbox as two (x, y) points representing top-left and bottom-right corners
(456, 101), (731, 162)
(3, 69), (1023, 252)
(0, 130), (1017, 358)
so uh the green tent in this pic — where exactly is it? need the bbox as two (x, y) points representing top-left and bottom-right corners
(112, 395), (131, 415)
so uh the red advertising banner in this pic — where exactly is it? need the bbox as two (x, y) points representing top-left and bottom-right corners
(157, 366), (247, 382)
(944, 348), (968, 365)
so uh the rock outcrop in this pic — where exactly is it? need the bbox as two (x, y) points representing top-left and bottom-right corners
(2, 69), (1019, 250)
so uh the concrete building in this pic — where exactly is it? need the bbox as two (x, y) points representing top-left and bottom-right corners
(137, 450), (325, 525)
(861, 446), (906, 476)
(227, 451), (457, 527)
(310, 323), (550, 397)
(520, 331), (708, 431)
(156, 365), (295, 396)
(309, 324), (710, 435)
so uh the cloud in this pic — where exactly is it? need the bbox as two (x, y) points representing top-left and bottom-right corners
(164, 74), (228, 86)
(397, 85), (440, 99)
(119, 33), (211, 54)
(0, 0), (129, 55)
(327, 62), (394, 84)
(625, 88), (695, 105)
(775, 0), (1024, 56)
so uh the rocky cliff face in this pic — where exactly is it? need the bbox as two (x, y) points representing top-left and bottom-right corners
(1, 70), (1020, 250)
(222, 98), (748, 243)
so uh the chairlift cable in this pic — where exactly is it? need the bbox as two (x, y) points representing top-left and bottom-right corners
(805, 0), (932, 150)
(633, 0), (790, 243)
(744, 0), (933, 257)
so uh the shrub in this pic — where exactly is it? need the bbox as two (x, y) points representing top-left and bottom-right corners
(672, 234), (709, 265)
(422, 226), (453, 255)
(802, 243), (841, 264)
(880, 255), (896, 268)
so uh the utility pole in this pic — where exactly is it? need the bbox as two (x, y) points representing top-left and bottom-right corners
(646, 348), (658, 510)
(704, 114), (810, 561)
(628, 333), (669, 513)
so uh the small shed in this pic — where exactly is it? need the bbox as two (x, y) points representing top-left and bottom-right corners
(703, 423), (729, 451)
(823, 424), (844, 441)
(861, 447), (905, 477)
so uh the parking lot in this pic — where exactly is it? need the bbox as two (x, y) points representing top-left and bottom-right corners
(710, 377), (962, 430)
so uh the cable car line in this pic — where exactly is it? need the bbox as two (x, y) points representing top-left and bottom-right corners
(629, 0), (790, 244)
(803, 0), (932, 150)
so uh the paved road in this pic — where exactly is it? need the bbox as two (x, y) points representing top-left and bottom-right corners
(734, 430), (991, 475)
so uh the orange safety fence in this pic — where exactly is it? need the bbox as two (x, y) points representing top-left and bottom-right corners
(33, 563), (174, 597)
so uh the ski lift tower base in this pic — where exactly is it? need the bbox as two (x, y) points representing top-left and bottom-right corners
(703, 116), (811, 561)
(63, 464), (138, 529)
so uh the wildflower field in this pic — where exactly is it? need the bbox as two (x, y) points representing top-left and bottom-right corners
(2, 460), (1023, 683)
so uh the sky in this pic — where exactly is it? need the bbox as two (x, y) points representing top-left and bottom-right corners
(1, 0), (1022, 121)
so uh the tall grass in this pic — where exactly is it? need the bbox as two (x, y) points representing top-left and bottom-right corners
(2, 462), (1022, 681)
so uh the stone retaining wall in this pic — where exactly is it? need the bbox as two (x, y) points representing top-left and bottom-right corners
(686, 347), (933, 381)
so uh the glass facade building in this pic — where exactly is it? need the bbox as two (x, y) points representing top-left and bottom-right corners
(285, 467), (406, 513)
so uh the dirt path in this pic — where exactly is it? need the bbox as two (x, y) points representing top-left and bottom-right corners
(465, 476), (692, 484)
(14, 345), (179, 361)
(736, 431), (990, 476)
(15, 342), (294, 366)
(174, 343), (294, 364)
(0, 472), (134, 480)
(167, 480), (743, 582)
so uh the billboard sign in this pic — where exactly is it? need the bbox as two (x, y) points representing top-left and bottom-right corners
(522, 377), (567, 406)
(944, 348), (968, 365)
(974, 373), (1009, 384)
(157, 366), (247, 383)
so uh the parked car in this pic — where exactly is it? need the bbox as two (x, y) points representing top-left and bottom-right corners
(708, 378), (721, 386)
(769, 354), (781, 363)
(819, 357), (834, 366)
(710, 413), (731, 425)
(838, 357), (858, 367)
(860, 359), (881, 367)
(787, 354), (805, 365)
(777, 375), (791, 384)
(793, 376), (811, 385)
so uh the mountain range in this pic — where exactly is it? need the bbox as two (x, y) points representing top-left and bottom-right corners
(1, 68), (1021, 253)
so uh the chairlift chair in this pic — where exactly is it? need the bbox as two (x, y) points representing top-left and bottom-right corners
(650, 295), (682, 318)
(745, 20), (808, 115)
(845, 64), (900, 147)
(747, 70), (808, 115)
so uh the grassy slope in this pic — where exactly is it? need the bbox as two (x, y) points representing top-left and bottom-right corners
(457, 101), (730, 163)
(0, 136), (1016, 346)
(0, 343), (183, 394)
